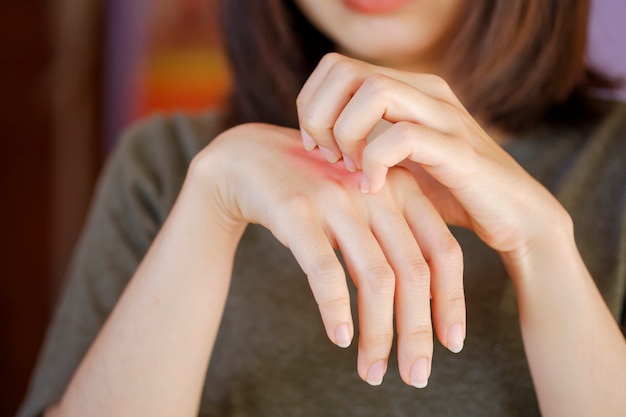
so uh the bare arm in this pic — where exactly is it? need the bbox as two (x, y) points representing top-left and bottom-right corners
(48, 154), (246, 416)
(504, 214), (626, 416)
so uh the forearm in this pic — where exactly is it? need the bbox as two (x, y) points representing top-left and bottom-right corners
(504, 214), (626, 417)
(52, 164), (246, 416)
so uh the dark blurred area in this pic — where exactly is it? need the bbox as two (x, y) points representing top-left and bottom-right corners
(0, 0), (226, 415)
(0, 0), (623, 415)
(0, 1), (102, 414)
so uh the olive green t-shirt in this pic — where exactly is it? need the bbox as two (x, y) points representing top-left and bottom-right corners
(18, 103), (626, 417)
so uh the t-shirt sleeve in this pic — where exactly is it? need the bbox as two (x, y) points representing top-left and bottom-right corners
(611, 105), (626, 337)
(16, 113), (212, 417)
(620, 204), (626, 337)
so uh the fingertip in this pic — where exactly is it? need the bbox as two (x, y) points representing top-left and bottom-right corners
(342, 154), (357, 172)
(301, 129), (317, 151)
(366, 360), (387, 386)
(319, 146), (341, 163)
(410, 357), (430, 389)
(446, 323), (465, 354)
(360, 174), (370, 193)
(361, 174), (386, 194)
(334, 322), (353, 348)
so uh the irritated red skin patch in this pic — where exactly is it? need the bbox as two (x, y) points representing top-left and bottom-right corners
(286, 145), (362, 189)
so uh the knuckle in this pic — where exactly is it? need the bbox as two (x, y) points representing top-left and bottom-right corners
(332, 120), (354, 145)
(362, 73), (393, 96)
(317, 293), (350, 311)
(322, 185), (367, 218)
(320, 52), (343, 67)
(365, 263), (396, 294)
(364, 331), (395, 348)
(318, 182), (351, 206)
(328, 57), (359, 80)
(298, 108), (322, 135)
(282, 192), (315, 219)
(445, 104), (468, 132)
(403, 321), (434, 342)
(403, 258), (431, 289)
(391, 121), (416, 142)
(445, 287), (466, 309)
(438, 234), (464, 267)
(425, 73), (450, 92)
(269, 194), (314, 242)
(309, 253), (342, 281)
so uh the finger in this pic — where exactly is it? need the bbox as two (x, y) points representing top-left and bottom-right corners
(361, 122), (466, 193)
(280, 207), (354, 349)
(298, 57), (368, 163)
(299, 55), (463, 109)
(399, 177), (466, 355)
(297, 53), (344, 119)
(326, 201), (396, 386)
(334, 74), (461, 165)
(361, 66), (462, 106)
(367, 186), (434, 388)
(298, 54), (465, 168)
(297, 53), (342, 152)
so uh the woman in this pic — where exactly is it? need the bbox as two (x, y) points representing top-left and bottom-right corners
(18, 0), (626, 416)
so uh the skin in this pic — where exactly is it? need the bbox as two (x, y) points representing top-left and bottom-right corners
(47, 0), (626, 416)
(47, 124), (462, 415)
(293, 0), (464, 73)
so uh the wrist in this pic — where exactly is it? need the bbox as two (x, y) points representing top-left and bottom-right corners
(501, 201), (576, 288)
(186, 146), (248, 238)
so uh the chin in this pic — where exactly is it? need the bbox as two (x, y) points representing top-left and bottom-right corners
(295, 0), (464, 71)
(338, 35), (439, 72)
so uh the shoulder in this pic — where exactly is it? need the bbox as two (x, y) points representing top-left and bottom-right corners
(550, 100), (626, 208)
(550, 100), (626, 186)
(81, 111), (226, 256)
(66, 110), (227, 313)
(590, 100), (626, 145)
(583, 101), (626, 187)
(111, 111), (224, 179)
(101, 111), (225, 220)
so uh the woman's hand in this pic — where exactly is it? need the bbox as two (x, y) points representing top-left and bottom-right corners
(195, 123), (465, 387)
(295, 52), (626, 416)
(296, 52), (569, 259)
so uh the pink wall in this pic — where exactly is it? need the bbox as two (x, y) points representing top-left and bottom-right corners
(589, 0), (626, 99)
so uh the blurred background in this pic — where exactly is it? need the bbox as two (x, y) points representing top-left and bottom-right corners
(0, 0), (624, 415)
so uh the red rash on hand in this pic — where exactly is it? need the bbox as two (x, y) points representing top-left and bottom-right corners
(286, 146), (362, 189)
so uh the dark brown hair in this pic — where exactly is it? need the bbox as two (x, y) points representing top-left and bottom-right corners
(219, 0), (616, 134)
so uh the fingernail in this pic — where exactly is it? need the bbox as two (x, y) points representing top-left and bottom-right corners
(447, 323), (464, 353)
(301, 129), (316, 151)
(360, 174), (370, 193)
(366, 360), (387, 386)
(410, 358), (429, 389)
(334, 323), (352, 348)
(343, 154), (357, 172)
(319, 146), (340, 163)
